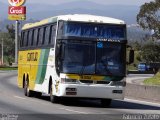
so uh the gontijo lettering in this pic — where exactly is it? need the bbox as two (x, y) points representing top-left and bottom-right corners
(27, 52), (38, 61)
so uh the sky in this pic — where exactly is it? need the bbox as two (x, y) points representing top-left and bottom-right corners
(2, 0), (154, 6)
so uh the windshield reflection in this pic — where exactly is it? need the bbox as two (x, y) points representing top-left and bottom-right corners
(61, 41), (125, 76)
(96, 43), (124, 75)
(61, 42), (95, 74)
(64, 22), (125, 39)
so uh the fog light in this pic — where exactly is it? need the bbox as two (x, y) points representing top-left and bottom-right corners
(66, 92), (77, 95)
(112, 90), (123, 94)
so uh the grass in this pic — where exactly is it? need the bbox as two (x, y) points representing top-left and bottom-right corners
(143, 72), (160, 86)
(0, 66), (17, 71)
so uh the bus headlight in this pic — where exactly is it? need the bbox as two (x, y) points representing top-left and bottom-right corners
(110, 81), (126, 87)
(61, 78), (78, 84)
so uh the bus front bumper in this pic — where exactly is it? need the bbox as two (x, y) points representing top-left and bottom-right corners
(57, 84), (125, 100)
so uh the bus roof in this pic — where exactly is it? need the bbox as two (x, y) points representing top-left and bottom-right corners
(22, 14), (125, 30)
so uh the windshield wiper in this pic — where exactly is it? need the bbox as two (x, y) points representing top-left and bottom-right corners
(79, 62), (86, 77)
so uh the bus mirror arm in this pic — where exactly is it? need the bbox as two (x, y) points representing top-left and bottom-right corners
(128, 49), (134, 64)
(127, 45), (134, 64)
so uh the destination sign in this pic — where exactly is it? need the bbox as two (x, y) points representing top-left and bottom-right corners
(97, 39), (121, 42)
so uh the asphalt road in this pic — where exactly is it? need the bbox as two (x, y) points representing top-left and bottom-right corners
(126, 74), (154, 84)
(0, 71), (160, 120)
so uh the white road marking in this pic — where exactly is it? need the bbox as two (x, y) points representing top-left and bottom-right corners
(59, 108), (89, 114)
(14, 96), (26, 100)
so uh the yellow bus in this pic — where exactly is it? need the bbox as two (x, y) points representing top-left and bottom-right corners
(18, 14), (133, 107)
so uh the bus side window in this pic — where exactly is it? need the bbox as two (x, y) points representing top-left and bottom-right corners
(31, 29), (35, 46)
(24, 31), (29, 47)
(27, 31), (29, 47)
(42, 27), (46, 45)
(50, 24), (56, 46)
(38, 27), (44, 46)
(21, 32), (25, 48)
(44, 26), (51, 46)
(37, 29), (40, 46)
(28, 30), (33, 47)
(33, 29), (38, 46)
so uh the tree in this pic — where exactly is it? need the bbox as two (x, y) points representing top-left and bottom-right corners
(140, 42), (160, 62)
(132, 41), (142, 51)
(6, 24), (15, 39)
(137, 0), (160, 39)
(5, 24), (15, 57)
(0, 24), (15, 64)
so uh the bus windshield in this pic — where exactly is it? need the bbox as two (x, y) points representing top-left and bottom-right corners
(61, 42), (96, 75)
(63, 22), (126, 39)
(61, 41), (125, 76)
(96, 42), (124, 75)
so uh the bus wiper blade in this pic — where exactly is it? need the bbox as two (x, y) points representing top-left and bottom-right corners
(79, 65), (86, 77)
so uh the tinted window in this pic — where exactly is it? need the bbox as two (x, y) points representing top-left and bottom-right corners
(31, 30), (34, 46)
(38, 28), (44, 46)
(24, 31), (29, 47)
(37, 29), (40, 45)
(28, 30), (33, 46)
(50, 25), (56, 45)
(96, 43), (124, 75)
(42, 27), (46, 45)
(33, 29), (38, 46)
(21, 32), (25, 47)
(44, 26), (51, 45)
(64, 22), (126, 39)
(21, 23), (57, 49)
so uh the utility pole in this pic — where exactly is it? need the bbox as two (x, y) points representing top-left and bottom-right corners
(1, 38), (3, 65)
(15, 20), (19, 64)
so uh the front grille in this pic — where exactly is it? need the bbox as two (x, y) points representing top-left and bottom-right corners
(96, 81), (110, 84)
(79, 80), (110, 84)
(80, 80), (93, 84)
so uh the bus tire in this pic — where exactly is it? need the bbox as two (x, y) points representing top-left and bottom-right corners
(50, 84), (59, 103)
(24, 79), (33, 97)
(101, 99), (112, 107)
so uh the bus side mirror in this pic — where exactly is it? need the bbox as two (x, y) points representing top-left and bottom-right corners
(129, 50), (134, 64)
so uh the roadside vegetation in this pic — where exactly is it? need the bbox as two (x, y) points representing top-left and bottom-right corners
(128, 0), (160, 71)
(0, 25), (15, 65)
(0, 66), (17, 70)
(127, 40), (160, 70)
(144, 72), (160, 86)
(128, 0), (160, 86)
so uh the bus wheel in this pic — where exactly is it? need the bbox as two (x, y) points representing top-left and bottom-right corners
(50, 84), (59, 103)
(24, 79), (33, 97)
(101, 99), (112, 107)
